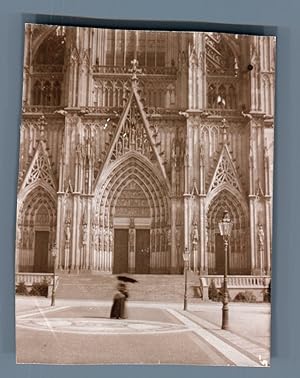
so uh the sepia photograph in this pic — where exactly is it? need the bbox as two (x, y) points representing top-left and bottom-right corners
(15, 24), (275, 366)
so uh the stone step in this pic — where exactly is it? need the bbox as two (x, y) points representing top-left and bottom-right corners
(55, 272), (202, 302)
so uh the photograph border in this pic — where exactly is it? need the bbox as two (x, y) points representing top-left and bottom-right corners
(1, 0), (299, 377)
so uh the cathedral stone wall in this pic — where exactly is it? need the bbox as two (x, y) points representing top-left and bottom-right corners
(16, 25), (275, 276)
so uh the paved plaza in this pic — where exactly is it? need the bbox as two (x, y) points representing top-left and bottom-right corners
(16, 296), (270, 367)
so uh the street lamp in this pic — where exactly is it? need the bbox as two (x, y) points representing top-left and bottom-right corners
(51, 243), (57, 306)
(182, 247), (190, 311)
(218, 210), (233, 330)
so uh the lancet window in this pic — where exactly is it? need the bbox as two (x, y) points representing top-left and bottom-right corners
(104, 30), (168, 69)
(205, 34), (238, 111)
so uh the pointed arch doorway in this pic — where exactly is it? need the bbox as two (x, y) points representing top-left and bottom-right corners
(207, 189), (250, 275)
(93, 76), (170, 274)
(113, 180), (151, 274)
(17, 186), (56, 272)
(113, 227), (151, 274)
(94, 154), (169, 274)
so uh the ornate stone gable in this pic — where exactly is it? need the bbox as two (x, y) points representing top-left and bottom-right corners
(20, 140), (56, 193)
(110, 95), (154, 162)
(100, 80), (170, 188)
(208, 144), (242, 193)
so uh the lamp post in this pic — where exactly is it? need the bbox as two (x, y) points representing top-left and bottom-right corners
(51, 243), (57, 307)
(218, 210), (233, 330)
(183, 247), (190, 311)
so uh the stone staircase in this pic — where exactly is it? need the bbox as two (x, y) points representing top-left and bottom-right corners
(55, 271), (202, 302)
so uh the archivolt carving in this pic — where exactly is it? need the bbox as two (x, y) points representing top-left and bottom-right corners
(17, 186), (57, 267)
(206, 189), (250, 274)
(93, 154), (169, 262)
(100, 157), (168, 224)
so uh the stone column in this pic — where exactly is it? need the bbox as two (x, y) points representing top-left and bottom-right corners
(128, 227), (135, 273)
(249, 196), (257, 274)
(86, 197), (92, 270)
(22, 24), (31, 105)
(71, 194), (80, 271)
(199, 195), (207, 274)
(265, 198), (272, 275)
(56, 193), (64, 270)
(257, 224), (265, 275)
(170, 197), (177, 273)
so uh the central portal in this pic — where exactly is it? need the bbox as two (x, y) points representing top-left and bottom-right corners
(113, 228), (150, 274)
(135, 229), (150, 274)
(113, 229), (129, 274)
(101, 155), (169, 274)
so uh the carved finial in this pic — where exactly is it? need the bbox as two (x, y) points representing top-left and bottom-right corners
(129, 217), (135, 228)
(129, 59), (142, 84)
(234, 57), (239, 77)
(92, 212), (98, 227)
(192, 218), (199, 245)
(217, 95), (226, 108)
(191, 178), (199, 196)
(38, 115), (47, 140)
(66, 179), (73, 194)
(65, 210), (71, 225)
(199, 144), (204, 160)
(255, 179), (264, 198)
(264, 144), (269, 158)
(220, 118), (229, 144)
(82, 207), (87, 225)
(178, 111), (189, 118)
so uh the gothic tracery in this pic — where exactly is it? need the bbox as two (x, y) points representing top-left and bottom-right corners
(17, 26), (275, 277)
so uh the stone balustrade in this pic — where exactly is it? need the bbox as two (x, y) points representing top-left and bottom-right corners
(200, 275), (270, 288)
(92, 65), (177, 76)
(198, 275), (271, 301)
(16, 273), (59, 297)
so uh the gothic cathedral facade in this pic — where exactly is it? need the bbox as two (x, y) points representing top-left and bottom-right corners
(16, 25), (275, 277)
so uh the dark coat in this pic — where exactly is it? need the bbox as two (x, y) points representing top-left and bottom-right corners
(110, 289), (128, 319)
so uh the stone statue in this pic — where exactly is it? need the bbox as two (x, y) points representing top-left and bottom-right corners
(23, 227), (29, 249)
(82, 224), (87, 246)
(65, 222), (71, 243)
(109, 228), (113, 245)
(176, 228), (181, 248)
(166, 229), (171, 246)
(192, 222), (199, 245)
(17, 224), (22, 247)
(129, 229), (135, 251)
(104, 229), (108, 250)
(92, 223), (98, 245)
(151, 229), (155, 252)
(258, 224), (265, 250)
(98, 228), (103, 249)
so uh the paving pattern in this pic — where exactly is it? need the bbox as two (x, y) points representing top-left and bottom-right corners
(17, 317), (187, 335)
(15, 299), (271, 366)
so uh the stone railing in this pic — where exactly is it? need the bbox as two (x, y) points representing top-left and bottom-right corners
(32, 64), (64, 73)
(16, 273), (59, 297)
(205, 108), (240, 117)
(200, 275), (271, 289)
(92, 65), (177, 76)
(22, 105), (63, 114)
(197, 275), (271, 301)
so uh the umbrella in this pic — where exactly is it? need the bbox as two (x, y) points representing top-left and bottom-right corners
(117, 275), (138, 283)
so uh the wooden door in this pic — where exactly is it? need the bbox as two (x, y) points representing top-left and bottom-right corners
(215, 233), (230, 275)
(113, 229), (129, 274)
(34, 231), (49, 272)
(135, 229), (150, 274)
